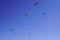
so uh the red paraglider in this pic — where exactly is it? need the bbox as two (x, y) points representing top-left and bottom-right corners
(34, 1), (39, 6)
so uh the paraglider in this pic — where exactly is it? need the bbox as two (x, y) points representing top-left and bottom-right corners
(25, 13), (31, 16)
(34, 1), (40, 8)
(28, 33), (31, 36)
(34, 1), (39, 6)
(25, 12), (31, 20)
(28, 33), (32, 39)
(41, 12), (47, 20)
(42, 13), (46, 16)
(9, 28), (15, 31)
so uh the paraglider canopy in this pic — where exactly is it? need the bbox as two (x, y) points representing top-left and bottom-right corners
(25, 12), (31, 20)
(42, 13), (46, 15)
(9, 28), (15, 31)
(28, 33), (31, 36)
(25, 13), (31, 16)
(28, 33), (32, 39)
(41, 12), (47, 20)
(34, 1), (39, 6)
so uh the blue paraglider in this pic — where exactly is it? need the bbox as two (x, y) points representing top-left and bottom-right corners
(42, 13), (46, 15)
(9, 28), (15, 31)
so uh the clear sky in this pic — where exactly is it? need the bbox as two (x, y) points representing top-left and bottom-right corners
(0, 0), (60, 40)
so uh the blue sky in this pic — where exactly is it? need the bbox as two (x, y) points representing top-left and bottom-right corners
(0, 0), (60, 40)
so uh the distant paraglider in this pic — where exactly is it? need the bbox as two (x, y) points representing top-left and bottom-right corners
(25, 12), (31, 20)
(42, 13), (46, 16)
(9, 28), (15, 31)
(28, 33), (31, 36)
(25, 13), (31, 16)
(34, 1), (39, 6)
(41, 12), (47, 20)
(28, 33), (32, 39)
(34, 1), (40, 8)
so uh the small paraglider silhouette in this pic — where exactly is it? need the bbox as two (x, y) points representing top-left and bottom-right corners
(28, 34), (31, 36)
(28, 33), (32, 39)
(34, 1), (39, 6)
(25, 13), (31, 16)
(25, 12), (31, 20)
(41, 12), (47, 20)
(9, 28), (15, 31)
(42, 13), (46, 16)
(34, 1), (40, 8)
